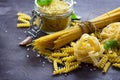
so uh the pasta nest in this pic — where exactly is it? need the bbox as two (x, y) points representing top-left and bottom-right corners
(74, 34), (104, 65)
(100, 22), (120, 42)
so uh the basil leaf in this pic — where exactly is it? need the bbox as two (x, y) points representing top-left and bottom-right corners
(104, 40), (118, 50)
(37, 0), (52, 6)
(71, 12), (80, 20)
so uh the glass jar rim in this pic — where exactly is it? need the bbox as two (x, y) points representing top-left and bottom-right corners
(34, 0), (74, 11)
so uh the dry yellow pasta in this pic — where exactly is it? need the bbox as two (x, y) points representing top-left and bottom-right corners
(96, 55), (108, 68)
(112, 63), (120, 68)
(18, 17), (30, 23)
(102, 62), (111, 73)
(109, 57), (120, 63)
(61, 47), (74, 54)
(62, 56), (76, 62)
(51, 52), (69, 58)
(53, 67), (66, 75)
(53, 60), (58, 71)
(17, 23), (30, 28)
(17, 12), (31, 20)
(65, 64), (79, 73)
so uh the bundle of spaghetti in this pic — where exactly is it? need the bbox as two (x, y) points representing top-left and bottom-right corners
(32, 7), (120, 53)
(73, 34), (104, 65)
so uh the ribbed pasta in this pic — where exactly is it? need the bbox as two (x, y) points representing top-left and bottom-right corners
(51, 52), (69, 58)
(18, 17), (30, 23)
(53, 67), (66, 75)
(112, 63), (120, 68)
(96, 56), (108, 68)
(109, 58), (120, 63)
(62, 56), (76, 62)
(17, 12), (31, 20)
(102, 62), (111, 73)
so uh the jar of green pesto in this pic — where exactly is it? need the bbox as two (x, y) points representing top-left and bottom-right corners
(34, 0), (73, 34)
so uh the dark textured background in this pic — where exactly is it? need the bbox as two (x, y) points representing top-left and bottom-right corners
(0, 0), (120, 80)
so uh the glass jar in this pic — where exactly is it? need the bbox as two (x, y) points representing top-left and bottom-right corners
(34, 0), (73, 34)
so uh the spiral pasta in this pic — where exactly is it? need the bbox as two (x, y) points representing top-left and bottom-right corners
(112, 63), (120, 68)
(103, 62), (111, 73)
(96, 55), (108, 69)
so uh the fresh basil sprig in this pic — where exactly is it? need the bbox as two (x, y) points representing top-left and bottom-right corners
(104, 40), (118, 50)
(71, 12), (81, 20)
(37, 0), (53, 6)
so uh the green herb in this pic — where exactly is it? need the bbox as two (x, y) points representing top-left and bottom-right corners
(104, 40), (118, 50)
(37, 0), (52, 6)
(71, 12), (80, 20)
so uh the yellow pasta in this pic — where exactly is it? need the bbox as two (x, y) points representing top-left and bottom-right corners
(107, 52), (117, 59)
(96, 55), (108, 69)
(17, 12), (31, 20)
(51, 52), (69, 58)
(112, 63), (120, 68)
(65, 64), (79, 73)
(53, 60), (58, 71)
(109, 57), (120, 63)
(18, 17), (30, 23)
(17, 23), (30, 28)
(53, 67), (66, 75)
(62, 56), (76, 62)
(61, 47), (74, 54)
(102, 62), (111, 73)
(48, 56), (63, 64)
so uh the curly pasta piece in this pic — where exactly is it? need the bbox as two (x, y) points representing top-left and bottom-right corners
(18, 17), (30, 23)
(96, 56), (108, 69)
(61, 47), (74, 54)
(51, 52), (69, 58)
(62, 56), (76, 62)
(112, 63), (120, 68)
(109, 57), (120, 63)
(17, 12), (31, 20)
(53, 67), (66, 75)
(65, 64), (79, 73)
(102, 62), (111, 73)
(48, 56), (63, 64)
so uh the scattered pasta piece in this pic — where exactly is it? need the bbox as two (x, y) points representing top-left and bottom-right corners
(17, 23), (30, 28)
(102, 62), (111, 73)
(112, 63), (120, 68)
(96, 55), (108, 69)
(17, 12), (31, 20)
(109, 57), (120, 63)
(53, 60), (58, 71)
(18, 17), (30, 23)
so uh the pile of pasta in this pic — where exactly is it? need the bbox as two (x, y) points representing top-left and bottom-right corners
(32, 22), (120, 75)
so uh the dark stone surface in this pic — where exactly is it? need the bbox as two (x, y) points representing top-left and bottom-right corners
(0, 0), (120, 80)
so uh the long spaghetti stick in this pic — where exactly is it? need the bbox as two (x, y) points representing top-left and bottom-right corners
(90, 7), (120, 22)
